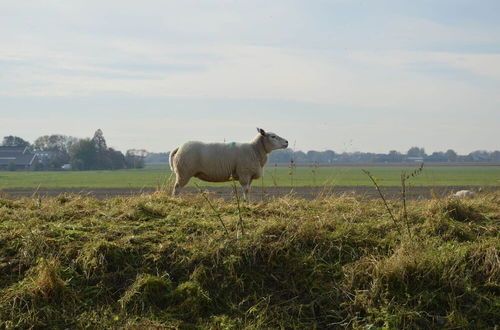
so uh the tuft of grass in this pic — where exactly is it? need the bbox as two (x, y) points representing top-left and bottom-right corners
(437, 197), (488, 222)
(119, 273), (173, 313)
(29, 258), (68, 301)
(342, 239), (500, 329)
(77, 240), (131, 278)
(169, 281), (211, 319)
(1, 257), (76, 328)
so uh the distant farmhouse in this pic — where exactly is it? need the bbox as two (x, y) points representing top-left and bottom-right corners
(406, 156), (424, 163)
(0, 146), (38, 170)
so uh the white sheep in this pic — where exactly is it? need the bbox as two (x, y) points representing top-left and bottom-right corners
(453, 190), (476, 199)
(169, 128), (288, 200)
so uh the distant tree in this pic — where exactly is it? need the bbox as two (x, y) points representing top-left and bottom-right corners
(127, 149), (149, 158)
(459, 154), (474, 162)
(108, 148), (126, 169)
(306, 150), (322, 163)
(407, 147), (418, 157)
(292, 151), (308, 163)
(70, 138), (97, 170)
(491, 151), (500, 162)
(92, 129), (107, 151)
(387, 150), (403, 162)
(2, 136), (30, 147)
(445, 149), (458, 162)
(66, 129), (128, 170)
(33, 134), (78, 169)
(144, 152), (169, 165)
(351, 152), (362, 162)
(268, 149), (294, 163)
(303, 150), (335, 163)
(407, 147), (426, 158)
(7, 160), (16, 171)
(34, 134), (78, 153)
(468, 150), (490, 162)
(33, 162), (45, 171)
(427, 151), (447, 162)
(323, 150), (336, 163)
(125, 150), (146, 169)
(338, 152), (350, 162)
(91, 129), (111, 169)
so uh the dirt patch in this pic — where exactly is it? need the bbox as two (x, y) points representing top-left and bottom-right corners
(2, 186), (497, 200)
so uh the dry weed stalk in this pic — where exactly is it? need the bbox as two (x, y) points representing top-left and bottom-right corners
(231, 179), (245, 237)
(400, 163), (424, 238)
(311, 161), (319, 187)
(288, 141), (297, 189)
(362, 169), (401, 235)
(362, 163), (424, 239)
(194, 183), (230, 236)
(271, 163), (278, 187)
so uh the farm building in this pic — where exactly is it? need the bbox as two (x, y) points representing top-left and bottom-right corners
(406, 156), (424, 162)
(0, 146), (38, 170)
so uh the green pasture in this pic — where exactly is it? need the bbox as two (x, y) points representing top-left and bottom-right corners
(0, 165), (499, 189)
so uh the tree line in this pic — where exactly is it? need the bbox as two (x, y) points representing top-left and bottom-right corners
(3, 132), (500, 171)
(266, 147), (500, 164)
(143, 146), (500, 165)
(2, 130), (146, 171)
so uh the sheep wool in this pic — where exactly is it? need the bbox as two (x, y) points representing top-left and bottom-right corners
(454, 190), (476, 199)
(170, 128), (288, 200)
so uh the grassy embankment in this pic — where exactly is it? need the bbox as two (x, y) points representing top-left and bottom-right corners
(1, 165), (499, 189)
(0, 190), (498, 328)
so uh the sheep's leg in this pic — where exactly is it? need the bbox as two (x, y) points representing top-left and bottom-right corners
(172, 175), (190, 197)
(172, 182), (180, 197)
(242, 185), (250, 202)
(238, 177), (252, 202)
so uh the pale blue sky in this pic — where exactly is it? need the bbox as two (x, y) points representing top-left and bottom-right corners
(1, 0), (499, 153)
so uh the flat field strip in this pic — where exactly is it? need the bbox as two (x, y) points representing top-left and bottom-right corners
(0, 165), (499, 189)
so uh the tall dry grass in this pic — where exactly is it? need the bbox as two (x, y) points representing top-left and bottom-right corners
(0, 190), (498, 328)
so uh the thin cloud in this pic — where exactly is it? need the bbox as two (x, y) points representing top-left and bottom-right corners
(0, 1), (499, 154)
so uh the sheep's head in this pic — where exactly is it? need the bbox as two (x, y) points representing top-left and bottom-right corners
(257, 128), (288, 152)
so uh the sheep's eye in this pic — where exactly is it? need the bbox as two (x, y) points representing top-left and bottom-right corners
(271, 135), (276, 138)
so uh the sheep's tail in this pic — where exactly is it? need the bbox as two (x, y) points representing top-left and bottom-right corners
(169, 147), (179, 171)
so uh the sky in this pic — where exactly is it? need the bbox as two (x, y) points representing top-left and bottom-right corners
(1, 0), (499, 154)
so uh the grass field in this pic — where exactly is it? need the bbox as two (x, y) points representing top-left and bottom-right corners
(0, 192), (498, 328)
(1, 165), (499, 190)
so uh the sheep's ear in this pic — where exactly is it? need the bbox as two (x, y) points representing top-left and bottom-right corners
(257, 127), (266, 136)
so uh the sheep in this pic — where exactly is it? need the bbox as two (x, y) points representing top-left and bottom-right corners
(169, 128), (288, 200)
(453, 190), (476, 199)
